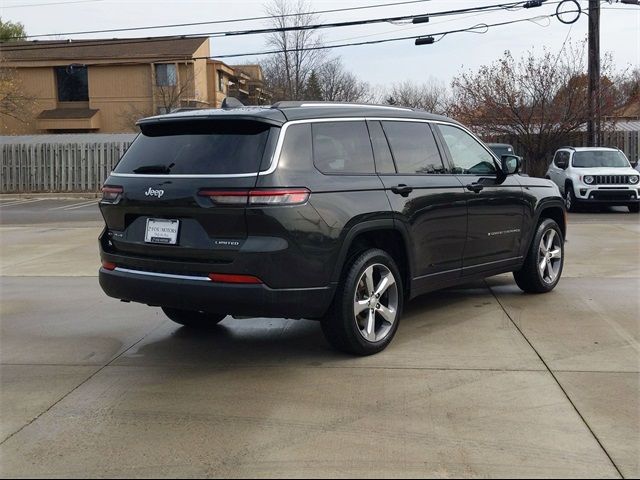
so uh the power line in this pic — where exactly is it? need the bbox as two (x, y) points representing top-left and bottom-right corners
(0, 0), (542, 52)
(1, 0), (104, 8)
(16, 10), (575, 67)
(4, 0), (437, 40)
(0, 0), (532, 48)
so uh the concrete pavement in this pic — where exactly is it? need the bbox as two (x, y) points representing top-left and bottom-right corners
(0, 200), (638, 478)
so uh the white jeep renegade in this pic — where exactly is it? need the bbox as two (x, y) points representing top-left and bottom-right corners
(546, 147), (639, 213)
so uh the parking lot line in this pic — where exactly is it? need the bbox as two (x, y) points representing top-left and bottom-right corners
(62, 201), (100, 211)
(48, 200), (98, 211)
(0, 199), (45, 208)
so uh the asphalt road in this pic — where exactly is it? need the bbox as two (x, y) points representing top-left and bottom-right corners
(0, 199), (638, 478)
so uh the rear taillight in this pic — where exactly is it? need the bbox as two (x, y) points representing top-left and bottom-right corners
(199, 188), (310, 206)
(198, 190), (249, 205)
(208, 273), (262, 284)
(101, 185), (123, 202)
(248, 189), (310, 205)
(101, 260), (116, 270)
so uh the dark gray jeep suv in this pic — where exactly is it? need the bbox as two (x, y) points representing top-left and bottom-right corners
(99, 102), (566, 355)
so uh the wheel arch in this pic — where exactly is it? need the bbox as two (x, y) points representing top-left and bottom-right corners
(331, 220), (413, 297)
(564, 178), (574, 196)
(535, 199), (567, 239)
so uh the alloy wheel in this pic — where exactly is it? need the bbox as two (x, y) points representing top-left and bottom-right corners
(538, 229), (562, 284)
(353, 264), (399, 342)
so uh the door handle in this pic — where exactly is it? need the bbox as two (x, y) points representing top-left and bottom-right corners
(390, 184), (413, 197)
(466, 183), (484, 193)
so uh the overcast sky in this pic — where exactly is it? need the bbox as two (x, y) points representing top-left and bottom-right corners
(2, 0), (638, 89)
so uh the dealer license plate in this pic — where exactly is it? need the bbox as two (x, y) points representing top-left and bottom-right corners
(144, 218), (179, 245)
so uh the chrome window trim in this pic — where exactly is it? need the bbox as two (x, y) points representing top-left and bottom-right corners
(110, 172), (258, 178)
(108, 116), (488, 179)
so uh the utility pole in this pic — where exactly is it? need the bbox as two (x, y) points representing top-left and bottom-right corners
(587, 0), (600, 147)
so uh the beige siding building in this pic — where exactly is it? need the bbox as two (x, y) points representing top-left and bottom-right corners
(1, 37), (269, 134)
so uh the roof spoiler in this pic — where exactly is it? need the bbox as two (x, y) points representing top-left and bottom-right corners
(221, 97), (244, 109)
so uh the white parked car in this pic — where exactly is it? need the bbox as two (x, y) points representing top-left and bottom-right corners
(546, 147), (639, 213)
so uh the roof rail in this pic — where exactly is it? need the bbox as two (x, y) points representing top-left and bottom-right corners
(271, 100), (413, 111)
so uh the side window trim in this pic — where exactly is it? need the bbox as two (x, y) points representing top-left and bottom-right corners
(365, 120), (397, 174)
(379, 120), (403, 174)
(429, 122), (455, 174)
(264, 117), (504, 179)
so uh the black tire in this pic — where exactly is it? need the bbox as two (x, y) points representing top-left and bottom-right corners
(322, 248), (403, 356)
(514, 218), (564, 293)
(162, 307), (226, 328)
(565, 185), (578, 212)
(629, 204), (639, 213)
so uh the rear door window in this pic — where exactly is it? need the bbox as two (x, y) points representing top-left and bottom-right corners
(311, 121), (375, 174)
(381, 121), (446, 174)
(114, 120), (273, 175)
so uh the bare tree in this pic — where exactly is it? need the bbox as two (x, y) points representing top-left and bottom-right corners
(317, 57), (372, 103)
(155, 62), (203, 113)
(263, 0), (325, 101)
(0, 62), (34, 124)
(449, 42), (626, 177)
(118, 62), (202, 131)
(0, 19), (34, 126)
(118, 104), (154, 132)
(383, 80), (449, 114)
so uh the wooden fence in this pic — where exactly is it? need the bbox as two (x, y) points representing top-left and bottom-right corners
(0, 138), (133, 193)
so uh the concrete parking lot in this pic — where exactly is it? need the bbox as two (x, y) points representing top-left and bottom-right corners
(0, 197), (638, 478)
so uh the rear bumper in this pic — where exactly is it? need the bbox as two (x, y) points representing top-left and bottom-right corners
(99, 267), (335, 319)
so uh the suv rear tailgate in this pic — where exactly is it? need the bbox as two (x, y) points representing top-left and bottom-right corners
(100, 118), (280, 264)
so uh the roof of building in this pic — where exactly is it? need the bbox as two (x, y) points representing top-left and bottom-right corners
(137, 101), (459, 127)
(1, 36), (208, 63)
(614, 98), (640, 119)
(37, 108), (99, 120)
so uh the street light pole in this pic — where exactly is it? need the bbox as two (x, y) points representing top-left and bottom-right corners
(587, 0), (600, 147)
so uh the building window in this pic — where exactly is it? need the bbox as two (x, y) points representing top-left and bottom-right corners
(55, 65), (88, 102)
(155, 64), (176, 86)
(217, 70), (224, 92)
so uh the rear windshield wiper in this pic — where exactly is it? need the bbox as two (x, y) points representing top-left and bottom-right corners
(132, 163), (174, 174)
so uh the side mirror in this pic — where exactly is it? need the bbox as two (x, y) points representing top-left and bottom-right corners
(501, 154), (521, 175)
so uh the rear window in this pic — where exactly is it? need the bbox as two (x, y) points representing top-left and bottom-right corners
(114, 120), (273, 175)
(311, 121), (375, 174)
